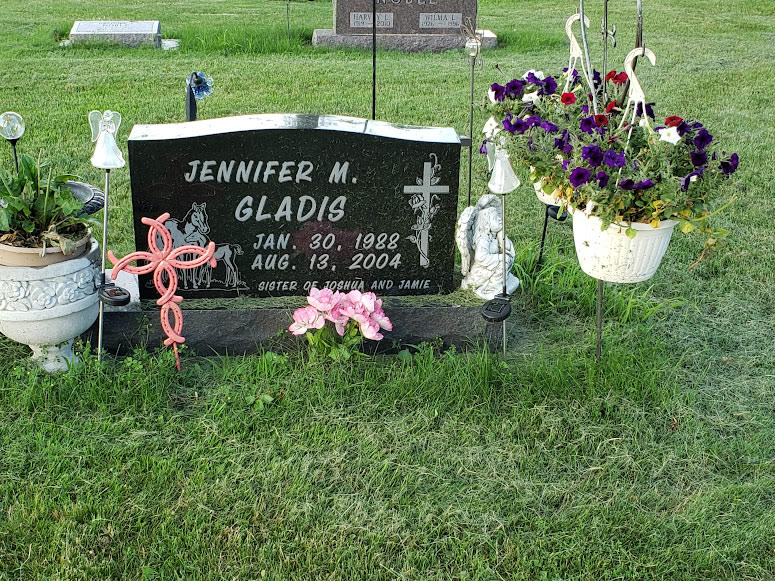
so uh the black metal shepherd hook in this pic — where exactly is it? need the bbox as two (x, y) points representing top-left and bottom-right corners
(186, 72), (204, 122)
(371, 0), (377, 120)
(536, 203), (568, 270)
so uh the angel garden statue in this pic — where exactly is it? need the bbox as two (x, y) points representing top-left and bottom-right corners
(456, 194), (520, 300)
(89, 110), (125, 169)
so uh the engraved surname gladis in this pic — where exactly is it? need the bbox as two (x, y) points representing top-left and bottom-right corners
(235, 195), (346, 223)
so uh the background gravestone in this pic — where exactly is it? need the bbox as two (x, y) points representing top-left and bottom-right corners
(334, 0), (476, 35)
(127, 114), (461, 299)
(69, 21), (162, 47)
(313, 1), (497, 52)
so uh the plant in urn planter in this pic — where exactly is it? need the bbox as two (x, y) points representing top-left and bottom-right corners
(0, 152), (101, 371)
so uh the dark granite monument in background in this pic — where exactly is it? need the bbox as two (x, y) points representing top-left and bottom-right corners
(313, 0), (497, 52)
(127, 114), (461, 299)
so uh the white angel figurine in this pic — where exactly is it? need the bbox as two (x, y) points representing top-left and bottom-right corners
(89, 110), (125, 170)
(456, 194), (520, 300)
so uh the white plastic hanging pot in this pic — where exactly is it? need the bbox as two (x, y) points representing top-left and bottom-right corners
(529, 167), (563, 205)
(571, 209), (678, 283)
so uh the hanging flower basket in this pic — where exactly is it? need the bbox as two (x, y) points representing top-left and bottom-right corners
(530, 167), (563, 205)
(571, 208), (678, 283)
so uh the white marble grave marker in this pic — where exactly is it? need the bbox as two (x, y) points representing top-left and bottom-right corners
(69, 21), (162, 47)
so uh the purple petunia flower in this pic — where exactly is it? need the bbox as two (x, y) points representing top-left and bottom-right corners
(676, 121), (690, 136)
(694, 128), (713, 150)
(503, 114), (529, 135)
(679, 168), (704, 191)
(720, 152), (739, 175)
(525, 115), (542, 128)
(619, 179), (636, 190)
(635, 179), (655, 190)
(479, 140), (488, 155)
(603, 149), (625, 168)
(491, 83), (507, 102)
(580, 116), (596, 134)
(554, 129), (570, 150)
(636, 102), (656, 120)
(562, 159), (570, 170)
(525, 72), (543, 87)
(597, 171), (610, 188)
(540, 76), (558, 96)
(569, 167), (592, 187)
(582, 145), (604, 167)
(563, 144), (573, 155)
(541, 121), (559, 133)
(690, 150), (708, 167)
(505, 79), (525, 99)
(581, 105), (589, 115)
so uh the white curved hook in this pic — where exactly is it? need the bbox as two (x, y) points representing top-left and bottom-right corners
(619, 47), (657, 128)
(564, 13), (591, 93)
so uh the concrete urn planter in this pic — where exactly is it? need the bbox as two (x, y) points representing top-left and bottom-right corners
(0, 239), (100, 372)
(571, 209), (678, 283)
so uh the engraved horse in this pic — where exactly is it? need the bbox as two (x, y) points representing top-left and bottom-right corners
(160, 202), (210, 289)
(182, 227), (244, 290)
(196, 243), (244, 289)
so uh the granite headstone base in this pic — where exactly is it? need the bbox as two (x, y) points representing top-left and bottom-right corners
(312, 29), (497, 53)
(86, 305), (503, 355)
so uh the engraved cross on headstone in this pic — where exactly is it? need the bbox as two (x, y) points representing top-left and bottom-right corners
(404, 157), (451, 268)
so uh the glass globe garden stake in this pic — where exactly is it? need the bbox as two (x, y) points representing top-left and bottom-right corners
(89, 110), (131, 362)
(0, 111), (25, 174)
(186, 72), (214, 122)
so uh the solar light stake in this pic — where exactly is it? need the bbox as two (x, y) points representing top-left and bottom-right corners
(0, 112), (25, 174)
(89, 110), (130, 362)
(481, 151), (520, 356)
(97, 169), (111, 359)
(465, 36), (480, 207)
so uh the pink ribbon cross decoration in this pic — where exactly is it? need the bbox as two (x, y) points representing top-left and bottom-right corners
(108, 213), (216, 370)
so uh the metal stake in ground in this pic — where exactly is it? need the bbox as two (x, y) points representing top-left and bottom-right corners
(596, 278), (603, 362)
(464, 26), (481, 208)
(371, 0), (377, 120)
(0, 111), (25, 174)
(186, 72), (214, 122)
(286, 0), (291, 41)
(536, 203), (568, 270)
(89, 110), (130, 362)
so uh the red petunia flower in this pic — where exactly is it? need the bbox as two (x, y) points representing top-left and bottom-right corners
(594, 114), (609, 127)
(665, 115), (683, 127)
(605, 70), (617, 82)
(605, 100), (617, 113)
(612, 72), (628, 84)
(560, 92), (576, 105)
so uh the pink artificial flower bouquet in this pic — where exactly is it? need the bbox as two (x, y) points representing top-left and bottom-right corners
(289, 288), (392, 360)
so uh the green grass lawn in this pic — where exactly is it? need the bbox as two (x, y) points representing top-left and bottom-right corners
(1, 0), (775, 578)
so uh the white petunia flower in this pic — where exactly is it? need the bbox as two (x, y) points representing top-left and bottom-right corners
(657, 126), (681, 145)
(522, 91), (540, 104)
(482, 116), (501, 137)
(523, 69), (545, 80)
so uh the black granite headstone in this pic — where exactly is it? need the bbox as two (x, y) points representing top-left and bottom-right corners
(127, 114), (461, 299)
